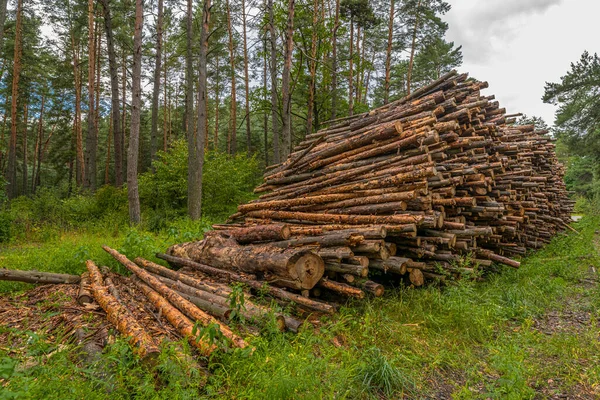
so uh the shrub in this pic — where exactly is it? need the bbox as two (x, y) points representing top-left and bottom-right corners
(139, 140), (261, 220)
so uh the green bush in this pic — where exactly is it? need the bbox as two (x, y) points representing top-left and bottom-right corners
(139, 140), (261, 221)
(0, 210), (12, 243)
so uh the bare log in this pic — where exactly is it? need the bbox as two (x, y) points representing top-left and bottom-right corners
(85, 260), (160, 361)
(0, 269), (80, 285)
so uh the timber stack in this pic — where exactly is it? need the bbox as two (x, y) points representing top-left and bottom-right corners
(166, 70), (574, 303)
(0, 71), (575, 357)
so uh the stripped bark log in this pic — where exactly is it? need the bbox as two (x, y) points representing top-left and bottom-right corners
(85, 260), (160, 361)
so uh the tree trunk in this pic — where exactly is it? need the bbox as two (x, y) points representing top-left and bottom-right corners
(32, 95), (44, 193)
(384, 0), (394, 104)
(128, 0), (143, 225)
(131, 278), (215, 356)
(103, 246), (247, 348)
(281, 0), (295, 159)
(0, 0), (7, 50)
(157, 252), (335, 314)
(21, 103), (28, 196)
(355, 25), (361, 105)
(268, 0), (280, 164)
(214, 52), (220, 150)
(99, 0), (123, 187)
(406, 0), (422, 96)
(0, 268), (80, 285)
(105, 117), (112, 184)
(263, 36), (269, 165)
(306, 0), (318, 136)
(150, 0), (163, 164)
(241, 0), (251, 152)
(186, 0), (198, 219)
(167, 234), (325, 290)
(191, 0), (210, 219)
(6, 0), (22, 199)
(86, 260), (160, 361)
(331, 0), (340, 120)
(225, 0), (237, 154)
(163, 42), (168, 151)
(348, 17), (354, 116)
(85, 0), (97, 191)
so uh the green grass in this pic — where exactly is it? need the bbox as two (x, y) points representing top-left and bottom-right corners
(1, 216), (599, 399)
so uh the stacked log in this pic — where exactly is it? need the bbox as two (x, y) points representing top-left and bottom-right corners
(166, 70), (573, 302)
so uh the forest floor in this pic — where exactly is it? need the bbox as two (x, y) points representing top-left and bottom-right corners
(1, 215), (599, 399)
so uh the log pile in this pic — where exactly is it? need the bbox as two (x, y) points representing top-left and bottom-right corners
(167, 70), (574, 302)
(0, 71), (576, 358)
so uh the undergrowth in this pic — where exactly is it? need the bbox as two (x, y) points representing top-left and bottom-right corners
(1, 216), (599, 399)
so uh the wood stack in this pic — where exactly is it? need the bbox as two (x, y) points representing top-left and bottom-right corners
(166, 70), (574, 302)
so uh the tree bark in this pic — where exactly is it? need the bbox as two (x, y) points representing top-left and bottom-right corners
(99, 0), (123, 187)
(157, 252), (336, 314)
(331, 0), (340, 120)
(384, 0), (394, 104)
(32, 95), (44, 193)
(306, 0), (318, 136)
(280, 0), (295, 159)
(225, 0), (237, 154)
(6, 0), (22, 199)
(348, 17), (354, 116)
(86, 260), (160, 361)
(167, 235), (325, 290)
(406, 0), (422, 96)
(214, 52), (220, 150)
(21, 103), (28, 196)
(191, 0), (210, 219)
(85, 0), (97, 191)
(150, 0), (164, 164)
(103, 246), (247, 348)
(241, 0), (251, 152)
(0, 0), (7, 50)
(186, 0), (198, 219)
(0, 269), (80, 285)
(131, 278), (215, 356)
(267, 0), (280, 163)
(127, 0), (143, 225)
(77, 272), (93, 305)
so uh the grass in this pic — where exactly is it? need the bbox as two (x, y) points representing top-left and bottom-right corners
(1, 215), (600, 399)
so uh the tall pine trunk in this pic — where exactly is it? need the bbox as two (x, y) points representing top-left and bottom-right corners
(263, 35), (268, 165)
(267, 0), (280, 164)
(0, 0), (7, 50)
(85, 0), (97, 191)
(241, 0), (251, 152)
(150, 0), (163, 163)
(348, 18), (354, 116)
(406, 0), (422, 96)
(71, 33), (85, 188)
(331, 0), (339, 120)
(384, 0), (394, 104)
(225, 0), (237, 154)
(194, 0), (210, 219)
(32, 94), (44, 193)
(214, 53), (220, 150)
(280, 0), (295, 159)
(306, 0), (318, 136)
(21, 103), (27, 195)
(128, 0), (143, 225)
(186, 0), (199, 219)
(6, 0), (22, 199)
(100, 0), (123, 187)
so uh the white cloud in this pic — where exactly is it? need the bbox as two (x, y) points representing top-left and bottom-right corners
(444, 0), (598, 125)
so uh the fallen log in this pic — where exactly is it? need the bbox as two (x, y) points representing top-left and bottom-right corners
(166, 235), (324, 290)
(77, 272), (93, 305)
(103, 246), (247, 349)
(0, 269), (81, 285)
(131, 278), (216, 356)
(85, 260), (160, 361)
(157, 253), (336, 314)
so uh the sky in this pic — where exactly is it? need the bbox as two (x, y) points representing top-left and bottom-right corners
(444, 0), (599, 126)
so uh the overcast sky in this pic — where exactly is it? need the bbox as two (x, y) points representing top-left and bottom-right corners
(444, 0), (598, 126)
